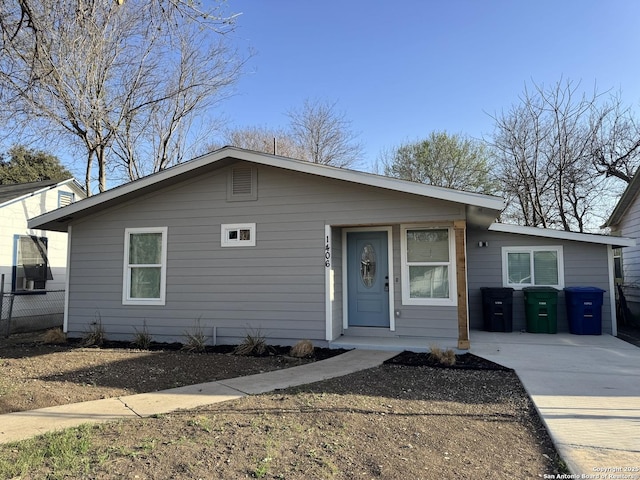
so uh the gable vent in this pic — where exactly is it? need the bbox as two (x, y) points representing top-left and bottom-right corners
(228, 166), (257, 201)
(232, 167), (253, 195)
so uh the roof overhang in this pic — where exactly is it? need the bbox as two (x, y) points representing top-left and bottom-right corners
(604, 173), (640, 228)
(489, 223), (636, 248)
(0, 178), (85, 210)
(29, 147), (506, 232)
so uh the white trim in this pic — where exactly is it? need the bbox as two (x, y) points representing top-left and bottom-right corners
(342, 226), (395, 331)
(325, 225), (333, 341)
(63, 225), (72, 333)
(501, 245), (565, 290)
(400, 224), (458, 306)
(28, 147), (505, 232)
(489, 223), (636, 247)
(122, 227), (168, 306)
(220, 223), (256, 247)
(607, 246), (617, 337)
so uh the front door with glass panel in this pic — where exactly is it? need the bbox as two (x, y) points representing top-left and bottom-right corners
(347, 231), (390, 327)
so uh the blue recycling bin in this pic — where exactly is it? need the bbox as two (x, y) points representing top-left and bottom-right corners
(564, 287), (605, 335)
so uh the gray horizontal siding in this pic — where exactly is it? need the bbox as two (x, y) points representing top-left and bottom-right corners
(467, 229), (612, 334)
(618, 193), (640, 283)
(67, 162), (465, 345)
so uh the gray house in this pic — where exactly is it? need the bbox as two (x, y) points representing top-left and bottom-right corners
(28, 147), (631, 350)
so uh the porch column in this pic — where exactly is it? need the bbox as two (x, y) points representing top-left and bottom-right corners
(454, 220), (470, 350)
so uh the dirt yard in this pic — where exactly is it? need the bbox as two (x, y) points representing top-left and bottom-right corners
(0, 331), (567, 479)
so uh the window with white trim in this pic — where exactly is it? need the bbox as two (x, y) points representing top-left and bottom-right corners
(400, 226), (457, 305)
(123, 227), (167, 305)
(501, 246), (564, 289)
(13, 235), (52, 292)
(221, 223), (256, 247)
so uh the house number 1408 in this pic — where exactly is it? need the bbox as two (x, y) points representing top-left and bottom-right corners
(325, 236), (331, 267)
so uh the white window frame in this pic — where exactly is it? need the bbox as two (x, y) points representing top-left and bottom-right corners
(400, 225), (457, 306)
(13, 234), (51, 292)
(221, 223), (256, 247)
(123, 227), (168, 306)
(501, 245), (564, 290)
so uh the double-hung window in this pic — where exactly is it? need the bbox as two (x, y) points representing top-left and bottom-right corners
(501, 246), (564, 289)
(123, 227), (167, 305)
(13, 235), (52, 292)
(401, 226), (457, 305)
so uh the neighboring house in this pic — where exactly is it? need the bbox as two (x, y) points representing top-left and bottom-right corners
(28, 148), (632, 350)
(0, 179), (86, 332)
(604, 173), (640, 324)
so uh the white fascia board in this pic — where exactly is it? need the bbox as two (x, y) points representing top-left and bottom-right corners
(29, 146), (506, 229)
(489, 223), (636, 247)
(239, 149), (506, 211)
(28, 149), (236, 230)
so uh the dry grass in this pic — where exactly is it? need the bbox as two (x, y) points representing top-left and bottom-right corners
(182, 319), (207, 353)
(81, 321), (106, 347)
(42, 328), (66, 344)
(131, 322), (152, 350)
(429, 344), (457, 366)
(234, 330), (270, 356)
(289, 339), (314, 358)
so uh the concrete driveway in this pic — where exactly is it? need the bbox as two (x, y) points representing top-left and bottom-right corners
(471, 331), (640, 476)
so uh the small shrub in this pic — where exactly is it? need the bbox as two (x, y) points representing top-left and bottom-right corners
(429, 344), (456, 367)
(132, 321), (152, 350)
(82, 319), (106, 347)
(42, 327), (67, 344)
(234, 329), (270, 356)
(290, 339), (314, 358)
(183, 319), (207, 353)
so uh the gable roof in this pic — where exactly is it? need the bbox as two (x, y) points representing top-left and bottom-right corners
(603, 173), (640, 228)
(28, 147), (506, 232)
(0, 178), (83, 208)
(489, 223), (635, 248)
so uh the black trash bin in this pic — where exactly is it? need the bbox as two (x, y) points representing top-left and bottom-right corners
(481, 287), (514, 332)
(564, 287), (605, 335)
(523, 287), (558, 334)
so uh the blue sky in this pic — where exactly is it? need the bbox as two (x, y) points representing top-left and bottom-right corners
(216, 0), (640, 171)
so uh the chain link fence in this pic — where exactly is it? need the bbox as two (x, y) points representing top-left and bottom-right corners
(1, 290), (65, 337)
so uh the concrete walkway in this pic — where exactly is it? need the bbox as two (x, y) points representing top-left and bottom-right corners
(471, 331), (640, 476)
(0, 349), (397, 445)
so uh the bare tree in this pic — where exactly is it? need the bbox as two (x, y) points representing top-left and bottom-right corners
(490, 79), (637, 232)
(209, 126), (307, 159)
(0, 0), (243, 193)
(590, 93), (640, 183)
(286, 99), (364, 168)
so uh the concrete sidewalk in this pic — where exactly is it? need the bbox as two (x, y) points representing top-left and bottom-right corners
(471, 331), (640, 476)
(0, 349), (397, 444)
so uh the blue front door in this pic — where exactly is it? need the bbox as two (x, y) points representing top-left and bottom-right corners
(347, 231), (390, 327)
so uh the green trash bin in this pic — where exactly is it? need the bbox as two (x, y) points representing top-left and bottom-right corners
(523, 287), (558, 333)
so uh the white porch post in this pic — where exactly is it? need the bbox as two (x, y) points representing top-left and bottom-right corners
(325, 225), (333, 341)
